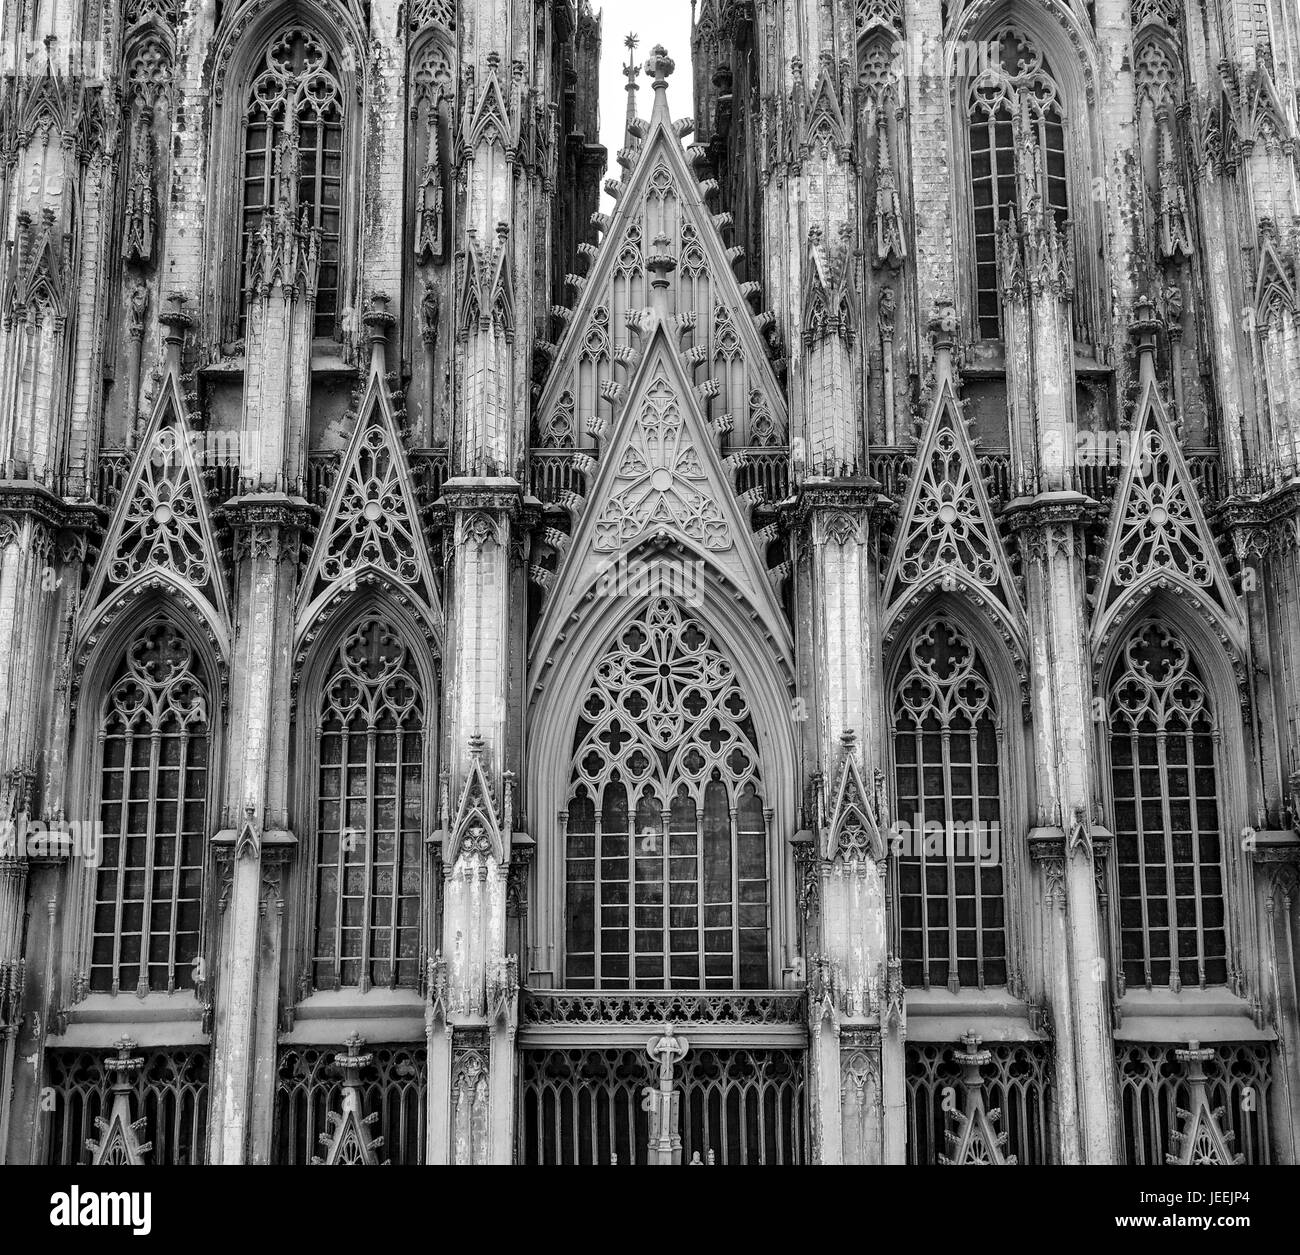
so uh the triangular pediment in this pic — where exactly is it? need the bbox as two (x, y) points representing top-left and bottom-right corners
(1091, 379), (1242, 651)
(883, 379), (1022, 642)
(825, 738), (884, 863)
(529, 321), (792, 670)
(82, 373), (230, 645)
(443, 736), (506, 864)
(297, 371), (442, 644)
(532, 87), (786, 454)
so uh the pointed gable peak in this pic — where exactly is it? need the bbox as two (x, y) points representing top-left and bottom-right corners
(825, 731), (884, 863)
(534, 49), (785, 466)
(444, 733), (510, 864)
(883, 371), (1021, 640)
(83, 354), (229, 639)
(528, 321), (792, 674)
(297, 363), (442, 638)
(1092, 365), (1241, 649)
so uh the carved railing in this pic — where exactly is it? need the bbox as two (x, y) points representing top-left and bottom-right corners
(95, 448), (450, 513)
(519, 988), (806, 1027)
(44, 1046), (210, 1166)
(529, 447), (791, 509)
(868, 446), (1226, 510)
(730, 447), (790, 503)
(529, 450), (590, 503)
(1115, 1042), (1272, 1166)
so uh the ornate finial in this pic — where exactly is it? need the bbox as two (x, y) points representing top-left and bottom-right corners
(644, 44), (675, 88)
(1129, 292), (1161, 386)
(363, 292), (395, 374)
(468, 732), (485, 760)
(159, 291), (191, 373)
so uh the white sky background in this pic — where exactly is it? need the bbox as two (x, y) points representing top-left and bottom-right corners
(595, 0), (696, 200)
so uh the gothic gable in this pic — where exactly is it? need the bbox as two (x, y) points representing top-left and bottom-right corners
(824, 734), (884, 863)
(529, 322), (792, 670)
(82, 374), (230, 643)
(882, 379), (1022, 643)
(1091, 378), (1242, 652)
(297, 370), (442, 643)
(533, 78), (785, 454)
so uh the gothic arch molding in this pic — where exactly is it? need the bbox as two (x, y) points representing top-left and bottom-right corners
(63, 597), (227, 1010)
(526, 567), (799, 990)
(1092, 592), (1256, 1000)
(204, 0), (367, 349)
(882, 591), (1034, 997)
(946, 0), (1106, 348)
(288, 589), (440, 998)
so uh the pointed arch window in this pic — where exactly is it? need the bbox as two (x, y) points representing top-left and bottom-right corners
(564, 598), (770, 990)
(1107, 624), (1227, 991)
(310, 616), (425, 991)
(967, 28), (1070, 339)
(891, 619), (1007, 991)
(91, 620), (210, 994)
(239, 27), (344, 338)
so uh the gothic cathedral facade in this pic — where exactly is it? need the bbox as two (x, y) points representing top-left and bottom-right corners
(0, 0), (1297, 1166)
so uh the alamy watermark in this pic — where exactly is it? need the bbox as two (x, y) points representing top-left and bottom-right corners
(0, 816), (103, 865)
(887, 814), (1001, 864)
(593, 554), (706, 608)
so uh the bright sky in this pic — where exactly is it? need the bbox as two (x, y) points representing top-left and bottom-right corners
(595, 0), (696, 197)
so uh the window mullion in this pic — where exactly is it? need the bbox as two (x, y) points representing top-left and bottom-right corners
(1130, 726), (1153, 989)
(361, 723), (377, 993)
(111, 726), (133, 994)
(1154, 729), (1179, 990)
(916, 724), (931, 992)
(138, 727), (163, 996)
(168, 727), (190, 993)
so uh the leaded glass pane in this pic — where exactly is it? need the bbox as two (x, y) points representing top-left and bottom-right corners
(312, 616), (424, 991)
(563, 598), (770, 989)
(1108, 624), (1227, 990)
(239, 27), (344, 338)
(92, 620), (209, 995)
(892, 618), (1006, 991)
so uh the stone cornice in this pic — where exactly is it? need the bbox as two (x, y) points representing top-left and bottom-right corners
(0, 481), (104, 533)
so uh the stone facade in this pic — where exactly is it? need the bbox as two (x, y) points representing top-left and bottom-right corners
(0, 0), (1297, 1165)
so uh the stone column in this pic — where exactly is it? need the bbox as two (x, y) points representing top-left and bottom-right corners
(787, 484), (890, 1163)
(206, 194), (317, 1164)
(1001, 198), (1120, 1164)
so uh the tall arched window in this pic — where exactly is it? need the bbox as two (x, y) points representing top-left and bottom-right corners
(967, 28), (1070, 339)
(564, 598), (770, 990)
(891, 619), (1007, 991)
(240, 27), (344, 338)
(1107, 624), (1227, 991)
(310, 616), (425, 991)
(92, 619), (210, 994)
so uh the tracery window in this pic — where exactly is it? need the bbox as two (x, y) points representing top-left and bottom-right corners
(564, 599), (770, 990)
(891, 619), (1007, 991)
(1107, 624), (1227, 991)
(239, 27), (344, 338)
(92, 620), (209, 994)
(967, 28), (1070, 339)
(310, 617), (425, 991)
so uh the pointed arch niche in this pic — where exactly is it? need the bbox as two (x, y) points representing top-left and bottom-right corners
(884, 595), (1032, 1005)
(205, 1), (366, 350)
(949, 1), (1104, 354)
(290, 591), (440, 1001)
(526, 582), (798, 991)
(64, 597), (227, 1016)
(1094, 595), (1255, 1007)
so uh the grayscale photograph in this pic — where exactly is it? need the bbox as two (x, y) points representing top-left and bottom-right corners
(0, 0), (1293, 1225)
